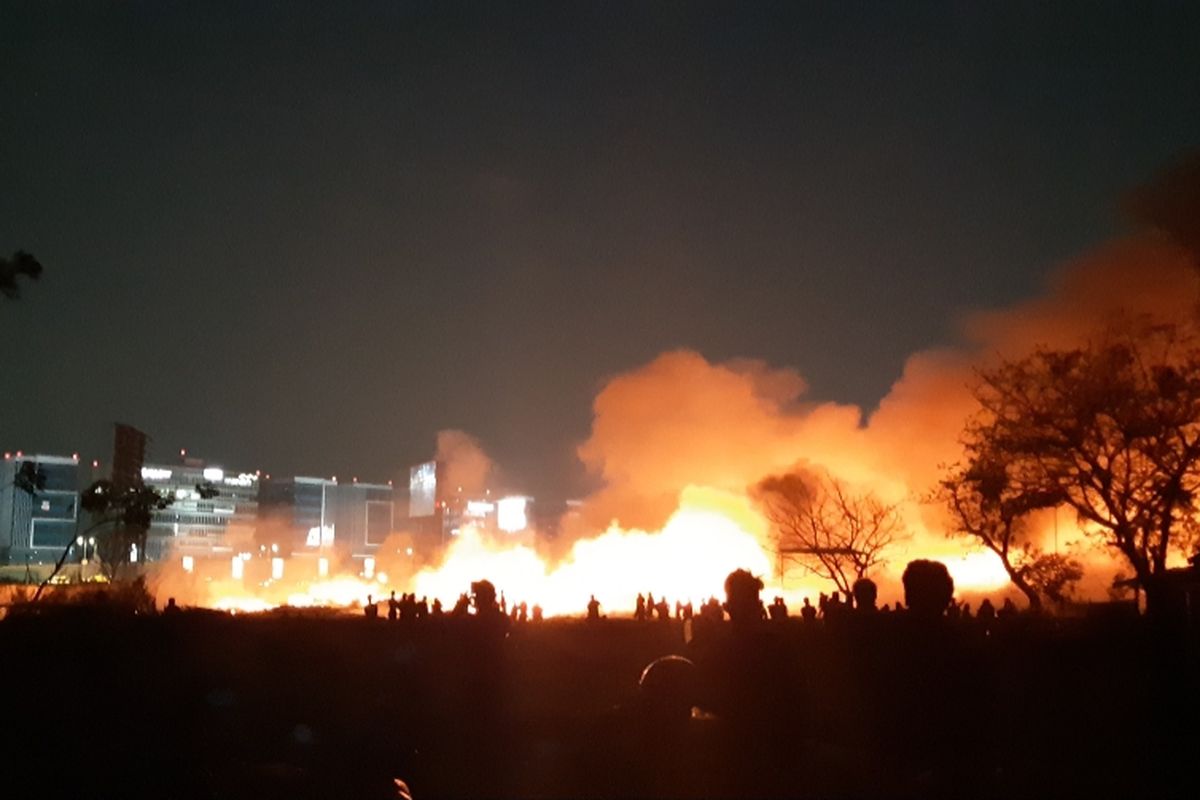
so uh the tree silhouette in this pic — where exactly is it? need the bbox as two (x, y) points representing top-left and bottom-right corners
(81, 481), (172, 581)
(935, 458), (1082, 612)
(962, 318), (1200, 615)
(34, 480), (172, 598)
(0, 250), (43, 300)
(754, 469), (908, 597)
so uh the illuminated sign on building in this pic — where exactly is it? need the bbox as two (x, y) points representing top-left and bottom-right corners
(409, 461), (437, 517)
(203, 467), (225, 482)
(465, 500), (495, 517)
(223, 473), (257, 487)
(305, 525), (336, 548)
(497, 496), (529, 533)
(141, 467), (173, 481)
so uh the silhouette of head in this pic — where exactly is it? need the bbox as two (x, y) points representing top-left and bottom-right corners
(639, 655), (698, 724)
(852, 578), (878, 611)
(470, 579), (497, 611)
(901, 560), (954, 619)
(723, 569), (764, 625)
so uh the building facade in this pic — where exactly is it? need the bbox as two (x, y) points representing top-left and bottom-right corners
(0, 453), (82, 566)
(257, 476), (394, 560)
(140, 461), (260, 559)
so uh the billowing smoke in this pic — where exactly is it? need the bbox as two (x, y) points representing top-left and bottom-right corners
(574, 232), (1200, 601)
(436, 429), (494, 496)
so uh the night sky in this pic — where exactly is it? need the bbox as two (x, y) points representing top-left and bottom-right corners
(3, 2), (1199, 500)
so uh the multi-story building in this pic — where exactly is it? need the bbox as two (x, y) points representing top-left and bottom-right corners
(140, 460), (260, 559)
(257, 476), (394, 562)
(0, 453), (82, 566)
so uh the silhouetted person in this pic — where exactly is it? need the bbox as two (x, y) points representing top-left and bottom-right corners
(723, 569), (765, 628)
(702, 596), (724, 621)
(365, 595), (378, 619)
(402, 593), (418, 621)
(976, 598), (996, 622)
(472, 580), (502, 618)
(587, 594), (601, 621)
(416, 596), (429, 619)
(768, 596), (788, 620)
(164, 597), (180, 615)
(960, 602), (972, 619)
(998, 597), (1018, 618)
(690, 568), (796, 793)
(655, 598), (669, 621)
(826, 590), (844, 617)
(800, 596), (816, 622)
(517, 601), (527, 623)
(682, 601), (693, 620)
(499, 590), (507, 616)
(451, 593), (470, 618)
(852, 578), (878, 613)
(635, 593), (647, 621)
(431, 597), (444, 617)
(531, 603), (543, 622)
(388, 591), (399, 621)
(901, 559), (955, 620)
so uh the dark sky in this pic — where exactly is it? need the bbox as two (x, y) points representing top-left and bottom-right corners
(3, 1), (1199, 499)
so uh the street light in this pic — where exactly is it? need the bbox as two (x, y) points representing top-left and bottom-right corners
(77, 536), (97, 581)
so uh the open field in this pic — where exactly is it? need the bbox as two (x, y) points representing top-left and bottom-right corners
(2, 608), (1197, 799)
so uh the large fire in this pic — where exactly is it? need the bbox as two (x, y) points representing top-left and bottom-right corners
(165, 235), (1200, 616)
(177, 486), (1012, 616)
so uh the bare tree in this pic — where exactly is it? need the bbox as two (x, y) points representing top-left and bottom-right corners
(961, 318), (1200, 615)
(935, 458), (1081, 612)
(754, 469), (908, 597)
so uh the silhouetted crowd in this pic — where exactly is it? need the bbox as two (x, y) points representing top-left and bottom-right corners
(361, 558), (1026, 639)
(364, 583), (544, 627)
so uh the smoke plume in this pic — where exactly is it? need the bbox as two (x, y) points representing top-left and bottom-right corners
(575, 233), (1200, 600)
(436, 429), (494, 496)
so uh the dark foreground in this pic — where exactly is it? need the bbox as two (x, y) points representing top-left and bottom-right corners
(2, 608), (1196, 799)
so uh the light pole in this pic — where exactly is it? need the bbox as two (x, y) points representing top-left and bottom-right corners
(76, 535), (96, 582)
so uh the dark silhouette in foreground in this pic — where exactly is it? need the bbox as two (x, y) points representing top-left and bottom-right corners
(4, 560), (1197, 800)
